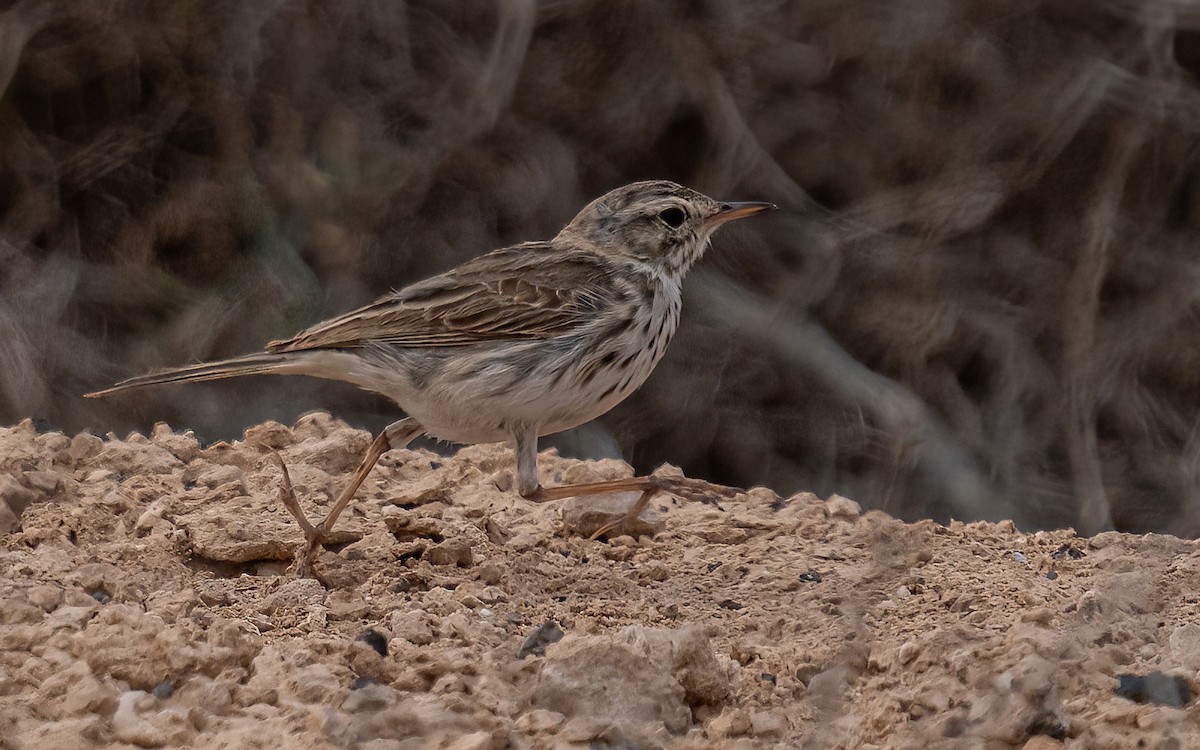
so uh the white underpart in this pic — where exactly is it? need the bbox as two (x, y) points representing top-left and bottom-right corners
(345, 272), (686, 445)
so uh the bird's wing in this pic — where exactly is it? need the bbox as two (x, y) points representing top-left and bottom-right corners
(267, 242), (625, 351)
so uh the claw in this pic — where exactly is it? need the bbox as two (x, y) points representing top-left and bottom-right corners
(655, 476), (740, 506)
(586, 487), (658, 541)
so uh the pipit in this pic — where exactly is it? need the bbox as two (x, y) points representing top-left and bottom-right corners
(88, 180), (774, 572)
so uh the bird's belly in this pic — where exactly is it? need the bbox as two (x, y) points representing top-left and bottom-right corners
(376, 335), (665, 445)
(356, 281), (680, 446)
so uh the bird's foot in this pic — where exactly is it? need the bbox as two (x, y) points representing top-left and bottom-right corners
(523, 474), (743, 541)
(272, 454), (326, 578)
(586, 487), (657, 540)
(525, 474), (740, 505)
(653, 475), (742, 506)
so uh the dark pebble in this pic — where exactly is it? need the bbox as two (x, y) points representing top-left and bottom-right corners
(718, 599), (743, 610)
(760, 672), (777, 685)
(1115, 672), (1192, 707)
(151, 681), (174, 700)
(89, 587), (112, 604)
(356, 629), (388, 657)
(393, 579), (411, 593)
(799, 569), (822, 583)
(706, 562), (722, 573)
(517, 620), (564, 659)
(1026, 709), (1069, 740)
(1046, 570), (1058, 580)
(1051, 544), (1084, 560)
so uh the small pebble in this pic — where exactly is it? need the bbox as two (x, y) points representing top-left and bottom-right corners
(342, 683), (393, 713)
(151, 681), (174, 700)
(514, 708), (566, 733)
(750, 710), (787, 737)
(1051, 544), (1084, 560)
(459, 594), (483, 609)
(825, 494), (862, 519)
(350, 676), (379, 690)
(478, 562), (505, 585)
(425, 539), (474, 567)
(23, 471), (60, 494)
(356, 629), (388, 657)
(709, 710), (751, 738)
(68, 433), (104, 461)
(517, 620), (564, 659)
(1115, 672), (1192, 707)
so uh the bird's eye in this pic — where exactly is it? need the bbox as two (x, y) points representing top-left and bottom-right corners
(658, 207), (686, 229)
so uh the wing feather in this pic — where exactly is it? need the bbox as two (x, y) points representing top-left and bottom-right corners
(267, 242), (623, 352)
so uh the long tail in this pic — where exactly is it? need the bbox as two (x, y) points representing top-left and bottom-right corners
(85, 352), (308, 398)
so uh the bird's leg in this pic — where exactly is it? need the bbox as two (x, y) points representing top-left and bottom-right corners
(512, 420), (740, 538)
(273, 455), (316, 539)
(315, 418), (425, 539)
(277, 417), (425, 576)
(511, 422), (541, 498)
(509, 422), (640, 537)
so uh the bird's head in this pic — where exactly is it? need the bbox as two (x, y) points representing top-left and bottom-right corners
(556, 180), (775, 277)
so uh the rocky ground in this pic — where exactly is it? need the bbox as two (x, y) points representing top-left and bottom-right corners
(1, 413), (1198, 749)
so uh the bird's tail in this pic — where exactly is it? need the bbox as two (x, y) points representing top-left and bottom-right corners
(85, 352), (308, 398)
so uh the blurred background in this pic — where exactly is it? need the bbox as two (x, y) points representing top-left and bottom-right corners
(4, 0), (1200, 535)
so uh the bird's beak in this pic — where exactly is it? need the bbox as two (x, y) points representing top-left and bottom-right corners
(705, 201), (777, 228)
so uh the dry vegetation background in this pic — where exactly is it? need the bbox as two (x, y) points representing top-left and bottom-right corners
(3, 0), (1200, 536)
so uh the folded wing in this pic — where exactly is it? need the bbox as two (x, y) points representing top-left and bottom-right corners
(268, 242), (622, 352)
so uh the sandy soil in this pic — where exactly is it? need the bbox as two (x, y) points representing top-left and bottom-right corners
(1, 413), (1197, 749)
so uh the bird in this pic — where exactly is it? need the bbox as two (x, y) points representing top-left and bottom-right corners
(87, 180), (775, 573)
